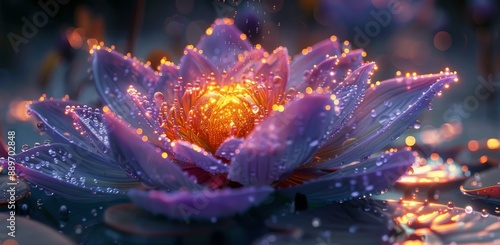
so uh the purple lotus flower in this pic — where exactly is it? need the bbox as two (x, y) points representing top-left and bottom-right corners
(5, 18), (457, 220)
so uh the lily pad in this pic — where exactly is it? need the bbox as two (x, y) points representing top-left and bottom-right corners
(0, 176), (30, 204)
(0, 212), (76, 245)
(385, 199), (500, 244)
(461, 166), (500, 204)
(104, 203), (232, 237)
(261, 199), (392, 244)
(396, 155), (465, 187)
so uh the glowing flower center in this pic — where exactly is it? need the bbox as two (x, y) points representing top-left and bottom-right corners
(191, 84), (260, 150)
(144, 78), (282, 153)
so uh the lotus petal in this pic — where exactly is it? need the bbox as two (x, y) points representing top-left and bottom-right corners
(314, 73), (456, 168)
(172, 140), (228, 174)
(280, 150), (414, 202)
(92, 48), (162, 139)
(128, 186), (274, 221)
(296, 49), (364, 93)
(228, 94), (336, 186)
(3, 143), (139, 202)
(105, 114), (201, 191)
(215, 137), (243, 160)
(226, 48), (265, 84)
(157, 60), (180, 104)
(325, 62), (374, 138)
(29, 100), (110, 156)
(196, 18), (252, 71)
(288, 37), (341, 89)
(254, 47), (289, 102)
(179, 48), (220, 86)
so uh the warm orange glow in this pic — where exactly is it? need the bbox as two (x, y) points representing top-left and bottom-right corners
(305, 87), (313, 94)
(430, 153), (439, 161)
(468, 140), (479, 151)
(486, 138), (500, 149)
(205, 27), (213, 35)
(8, 100), (31, 122)
(136, 128), (143, 135)
(102, 105), (110, 113)
(161, 152), (168, 159)
(479, 155), (488, 164)
(87, 38), (98, 50)
(146, 80), (276, 153)
(405, 136), (416, 147)
(66, 28), (84, 49)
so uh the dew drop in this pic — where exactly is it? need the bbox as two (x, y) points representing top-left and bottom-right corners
(74, 224), (83, 234)
(413, 120), (421, 129)
(36, 121), (44, 130)
(370, 109), (377, 118)
(348, 225), (357, 233)
(427, 103), (433, 110)
(60, 205), (68, 218)
(407, 167), (414, 175)
(432, 190), (440, 200)
(312, 217), (321, 228)
(21, 204), (29, 215)
(248, 196), (255, 202)
(495, 207), (500, 214)
(481, 209), (489, 218)
(251, 105), (259, 114)
(36, 199), (44, 210)
(465, 206), (473, 214)
(447, 201), (454, 210)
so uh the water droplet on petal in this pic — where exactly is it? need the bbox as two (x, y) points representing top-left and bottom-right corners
(75, 224), (83, 234)
(465, 206), (473, 214)
(252, 105), (259, 114)
(413, 120), (421, 129)
(447, 201), (454, 210)
(60, 205), (68, 218)
(407, 167), (414, 175)
(481, 209), (489, 218)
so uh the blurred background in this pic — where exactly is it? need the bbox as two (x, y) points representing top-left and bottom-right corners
(0, 0), (499, 149)
(0, 1), (500, 244)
